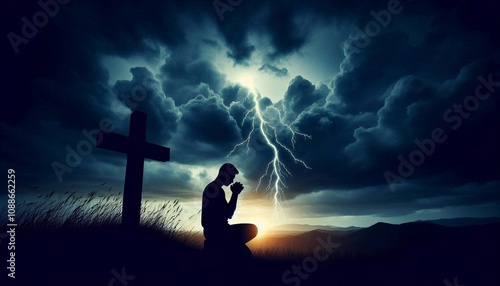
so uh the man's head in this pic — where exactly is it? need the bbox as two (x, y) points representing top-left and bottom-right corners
(216, 163), (239, 186)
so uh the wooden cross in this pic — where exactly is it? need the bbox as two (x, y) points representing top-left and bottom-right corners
(97, 111), (170, 230)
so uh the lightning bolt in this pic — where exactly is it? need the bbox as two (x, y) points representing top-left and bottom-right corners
(228, 89), (311, 216)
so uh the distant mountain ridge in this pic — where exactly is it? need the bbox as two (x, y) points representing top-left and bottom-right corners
(274, 217), (500, 233)
(262, 217), (500, 255)
(421, 216), (500, 227)
(273, 223), (361, 232)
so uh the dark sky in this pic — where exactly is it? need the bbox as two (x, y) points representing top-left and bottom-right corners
(2, 0), (500, 227)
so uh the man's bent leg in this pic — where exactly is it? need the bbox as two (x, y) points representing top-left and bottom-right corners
(204, 225), (231, 253)
(229, 223), (258, 244)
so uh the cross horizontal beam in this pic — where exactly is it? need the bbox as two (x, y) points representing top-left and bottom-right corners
(98, 132), (170, 162)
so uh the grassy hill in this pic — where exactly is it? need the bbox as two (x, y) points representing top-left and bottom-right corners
(2, 191), (499, 286)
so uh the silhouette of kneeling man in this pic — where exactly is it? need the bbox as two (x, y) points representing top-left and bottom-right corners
(202, 163), (258, 259)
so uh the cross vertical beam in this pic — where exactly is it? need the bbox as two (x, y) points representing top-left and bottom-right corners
(97, 111), (170, 231)
(122, 111), (146, 230)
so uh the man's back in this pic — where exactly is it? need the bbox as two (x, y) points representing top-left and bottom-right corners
(201, 182), (229, 231)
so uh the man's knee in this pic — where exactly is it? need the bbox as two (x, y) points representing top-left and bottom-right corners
(248, 224), (258, 239)
(241, 224), (258, 241)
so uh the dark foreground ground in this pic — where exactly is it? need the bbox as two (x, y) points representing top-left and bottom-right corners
(1, 222), (499, 286)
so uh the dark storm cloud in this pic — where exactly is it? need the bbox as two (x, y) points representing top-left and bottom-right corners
(213, 0), (499, 219)
(113, 67), (180, 144)
(277, 61), (499, 203)
(228, 93), (255, 128)
(257, 105), (377, 193)
(1, 0), (206, 189)
(160, 55), (226, 106)
(56, 0), (198, 57)
(221, 84), (248, 106)
(168, 94), (241, 164)
(344, 60), (500, 184)
(275, 0), (499, 191)
(283, 76), (329, 116)
(332, 0), (500, 115)
(258, 64), (289, 77)
(290, 179), (500, 217)
(212, 0), (373, 64)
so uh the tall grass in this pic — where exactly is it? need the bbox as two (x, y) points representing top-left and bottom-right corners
(251, 245), (311, 261)
(14, 189), (183, 238)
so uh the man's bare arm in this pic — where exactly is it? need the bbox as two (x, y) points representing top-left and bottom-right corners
(227, 182), (243, 219)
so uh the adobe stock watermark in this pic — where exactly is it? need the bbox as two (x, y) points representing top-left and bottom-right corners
(444, 276), (465, 286)
(108, 267), (135, 286)
(385, 73), (500, 191)
(7, 0), (71, 54)
(342, 0), (407, 57)
(51, 75), (155, 182)
(212, 0), (243, 22)
(282, 235), (337, 285)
